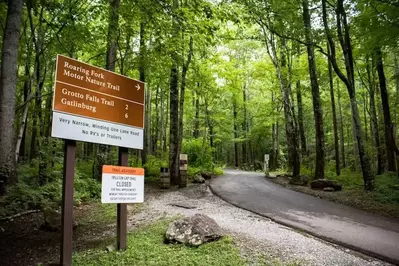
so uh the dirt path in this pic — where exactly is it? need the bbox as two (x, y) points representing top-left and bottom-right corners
(0, 183), (392, 266)
(136, 183), (391, 266)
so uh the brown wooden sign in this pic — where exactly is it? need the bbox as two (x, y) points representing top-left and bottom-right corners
(54, 55), (144, 128)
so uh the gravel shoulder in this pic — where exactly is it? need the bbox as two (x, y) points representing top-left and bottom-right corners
(133, 183), (391, 266)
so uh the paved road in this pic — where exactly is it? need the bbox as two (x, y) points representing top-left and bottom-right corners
(210, 169), (399, 265)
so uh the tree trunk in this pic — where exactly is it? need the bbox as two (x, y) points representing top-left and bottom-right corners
(276, 38), (300, 176)
(328, 47), (340, 176)
(296, 81), (307, 156)
(139, 20), (150, 165)
(302, 0), (325, 179)
(242, 82), (248, 165)
(154, 84), (160, 154)
(160, 85), (165, 153)
(164, 91), (169, 153)
(193, 88), (200, 138)
(169, 0), (180, 185)
(28, 3), (44, 161)
(368, 57), (383, 175)
(363, 93), (368, 142)
(337, 81), (346, 168)
(375, 47), (397, 171)
(322, 0), (374, 190)
(233, 100), (239, 168)
(93, 0), (120, 179)
(178, 37), (194, 159)
(18, 40), (33, 162)
(0, 0), (23, 194)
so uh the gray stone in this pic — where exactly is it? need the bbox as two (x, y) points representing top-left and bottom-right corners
(193, 174), (205, 183)
(201, 172), (214, 180)
(323, 187), (335, 192)
(289, 175), (309, 186)
(165, 214), (221, 246)
(41, 208), (77, 231)
(311, 179), (342, 191)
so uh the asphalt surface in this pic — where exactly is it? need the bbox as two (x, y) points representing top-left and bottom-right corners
(210, 169), (399, 265)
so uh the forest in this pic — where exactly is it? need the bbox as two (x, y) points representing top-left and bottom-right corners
(0, 0), (399, 217)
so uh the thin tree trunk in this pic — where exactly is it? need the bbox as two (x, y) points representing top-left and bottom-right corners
(302, 0), (325, 179)
(233, 100), (239, 168)
(139, 20), (149, 165)
(328, 48), (340, 176)
(276, 38), (300, 176)
(178, 37), (194, 159)
(0, 0), (23, 193)
(160, 85), (165, 154)
(363, 93), (368, 142)
(193, 85), (200, 138)
(322, 0), (374, 190)
(242, 82), (248, 165)
(154, 84), (160, 154)
(375, 47), (397, 171)
(337, 81), (346, 168)
(164, 91), (169, 153)
(93, 0), (120, 179)
(18, 40), (33, 162)
(368, 56), (383, 175)
(296, 81), (307, 156)
(28, 3), (44, 161)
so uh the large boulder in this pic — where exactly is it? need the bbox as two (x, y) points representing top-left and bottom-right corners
(192, 174), (205, 183)
(311, 179), (342, 191)
(165, 214), (221, 246)
(289, 175), (309, 186)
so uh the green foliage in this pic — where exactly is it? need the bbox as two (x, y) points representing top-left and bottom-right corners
(73, 218), (246, 266)
(182, 138), (214, 170)
(143, 155), (168, 177)
(0, 159), (102, 218)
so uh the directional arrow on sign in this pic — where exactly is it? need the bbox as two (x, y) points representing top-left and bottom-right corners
(136, 84), (141, 91)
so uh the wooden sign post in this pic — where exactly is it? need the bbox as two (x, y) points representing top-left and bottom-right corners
(51, 55), (145, 265)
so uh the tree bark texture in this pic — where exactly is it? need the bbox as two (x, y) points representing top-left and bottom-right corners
(328, 47), (340, 176)
(233, 100), (239, 168)
(296, 81), (307, 156)
(302, 0), (325, 179)
(337, 81), (346, 168)
(193, 88), (200, 138)
(375, 47), (397, 171)
(169, 0), (180, 185)
(0, 0), (24, 194)
(178, 37), (194, 159)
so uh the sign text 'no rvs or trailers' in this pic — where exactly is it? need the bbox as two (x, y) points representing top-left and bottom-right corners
(51, 55), (145, 149)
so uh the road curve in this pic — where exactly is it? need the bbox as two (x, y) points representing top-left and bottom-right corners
(210, 169), (399, 265)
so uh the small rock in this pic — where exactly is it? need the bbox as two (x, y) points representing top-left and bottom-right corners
(106, 245), (116, 252)
(165, 214), (221, 246)
(323, 187), (335, 192)
(41, 208), (78, 232)
(201, 172), (214, 180)
(193, 174), (205, 183)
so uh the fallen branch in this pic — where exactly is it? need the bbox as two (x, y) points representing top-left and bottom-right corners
(0, 210), (41, 222)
